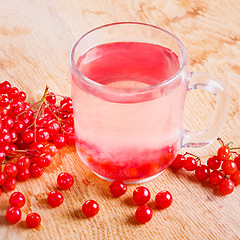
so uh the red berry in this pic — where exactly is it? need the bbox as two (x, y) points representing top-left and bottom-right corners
(183, 157), (197, 171)
(45, 120), (60, 136)
(217, 145), (230, 161)
(0, 188), (2, 197)
(195, 165), (210, 182)
(9, 192), (26, 208)
(18, 91), (26, 101)
(135, 206), (153, 224)
(171, 154), (185, 170)
(46, 92), (56, 104)
(0, 81), (11, 94)
(109, 180), (127, 197)
(222, 160), (237, 175)
(17, 169), (31, 182)
(66, 132), (75, 144)
(36, 128), (50, 142)
(42, 143), (58, 157)
(13, 120), (25, 133)
(4, 163), (18, 177)
(0, 132), (11, 146)
(82, 200), (99, 217)
(0, 172), (7, 186)
(2, 116), (14, 129)
(21, 129), (34, 143)
(209, 170), (224, 187)
(3, 177), (17, 191)
(9, 129), (18, 143)
(207, 156), (221, 170)
(53, 134), (66, 148)
(219, 179), (234, 195)
(155, 190), (173, 209)
(57, 172), (74, 190)
(133, 186), (151, 206)
(230, 170), (240, 185)
(36, 153), (52, 168)
(30, 164), (44, 178)
(8, 87), (19, 99)
(234, 154), (240, 169)
(6, 207), (21, 224)
(16, 156), (31, 170)
(26, 213), (41, 228)
(0, 151), (6, 163)
(0, 95), (10, 107)
(47, 191), (64, 207)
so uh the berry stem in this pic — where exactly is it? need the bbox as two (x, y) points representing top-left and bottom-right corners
(217, 138), (225, 146)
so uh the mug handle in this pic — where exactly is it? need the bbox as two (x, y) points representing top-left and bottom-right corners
(181, 72), (229, 148)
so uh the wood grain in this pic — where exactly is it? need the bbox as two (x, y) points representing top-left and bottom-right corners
(1, 0), (240, 239)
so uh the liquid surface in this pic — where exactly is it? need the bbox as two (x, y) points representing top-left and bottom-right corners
(72, 42), (186, 182)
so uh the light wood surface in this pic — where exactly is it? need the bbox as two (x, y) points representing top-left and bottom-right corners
(1, 0), (240, 239)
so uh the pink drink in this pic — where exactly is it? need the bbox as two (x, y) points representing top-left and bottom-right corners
(71, 42), (187, 182)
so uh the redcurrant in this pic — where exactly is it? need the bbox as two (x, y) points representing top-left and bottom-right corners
(135, 206), (153, 224)
(6, 207), (21, 224)
(47, 191), (64, 208)
(9, 192), (26, 208)
(26, 213), (41, 228)
(57, 172), (74, 190)
(155, 190), (173, 209)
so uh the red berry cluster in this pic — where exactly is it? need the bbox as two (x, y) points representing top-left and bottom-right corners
(109, 181), (173, 224)
(0, 81), (75, 195)
(171, 139), (240, 195)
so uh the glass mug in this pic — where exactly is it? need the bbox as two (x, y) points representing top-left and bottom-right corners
(69, 22), (228, 184)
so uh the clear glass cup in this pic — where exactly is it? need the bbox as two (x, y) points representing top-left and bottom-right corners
(69, 22), (229, 184)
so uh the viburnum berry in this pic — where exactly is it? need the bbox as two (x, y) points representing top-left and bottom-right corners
(3, 177), (17, 192)
(36, 128), (50, 142)
(209, 170), (224, 187)
(17, 168), (31, 182)
(234, 154), (240, 169)
(41, 143), (58, 157)
(26, 213), (41, 228)
(6, 207), (21, 224)
(207, 156), (221, 170)
(46, 92), (56, 104)
(195, 165), (210, 182)
(155, 190), (173, 209)
(36, 153), (52, 168)
(53, 134), (66, 148)
(133, 186), (151, 206)
(9, 192), (26, 208)
(8, 87), (19, 99)
(16, 156), (31, 170)
(0, 172), (7, 186)
(219, 179), (234, 195)
(4, 163), (18, 177)
(0, 151), (6, 163)
(0, 80), (12, 94)
(109, 180), (127, 197)
(221, 160), (237, 175)
(82, 200), (99, 217)
(30, 164), (44, 178)
(45, 119), (60, 136)
(47, 191), (64, 208)
(217, 145), (230, 161)
(57, 172), (74, 190)
(183, 157), (198, 171)
(135, 206), (153, 224)
(230, 170), (240, 185)
(21, 129), (34, 143)
(171, 154), (185, 170)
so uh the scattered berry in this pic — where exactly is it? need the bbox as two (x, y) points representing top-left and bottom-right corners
(9, 192), (26, 208)
(6, 207), (21, 224)
(47, 191), (64, 207)
(171, 154), (185, 170)
(26, 213), (41, 228)
(133, 186), (151, 206)
(155, 190), (173, 209)
(57, 172), (74, 190)
(135, 206), (153, 224)
(109, 180), (127, 197)
(82, 200), (99, 217)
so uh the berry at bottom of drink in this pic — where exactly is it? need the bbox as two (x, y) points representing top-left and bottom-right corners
(76, 139), (177, 181)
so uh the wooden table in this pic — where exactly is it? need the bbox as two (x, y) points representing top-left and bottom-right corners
(1, 0), (240, 239)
